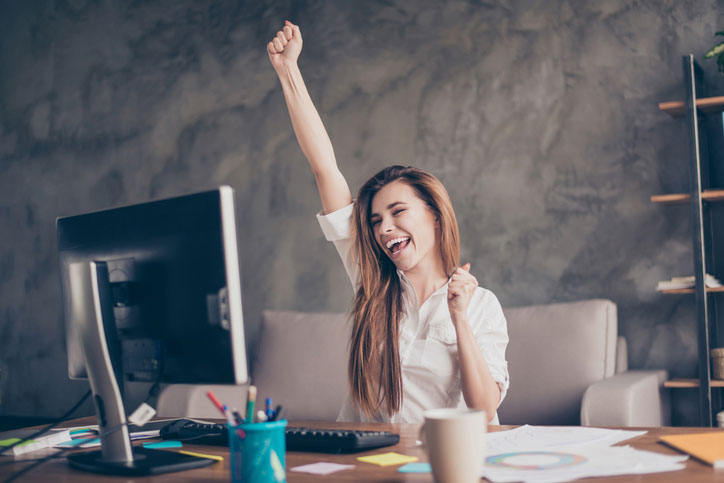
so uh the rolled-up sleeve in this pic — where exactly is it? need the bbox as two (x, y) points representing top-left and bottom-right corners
(469, 289), (510, 407)
(316, 203), (359, 289)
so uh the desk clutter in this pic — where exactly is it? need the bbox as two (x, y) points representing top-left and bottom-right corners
(3, 420), (718, 482)
(4, 390), (711, 483)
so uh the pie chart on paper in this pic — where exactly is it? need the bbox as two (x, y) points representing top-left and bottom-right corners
(486, 451), (587, 470)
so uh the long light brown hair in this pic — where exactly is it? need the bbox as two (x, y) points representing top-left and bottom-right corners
(349, 166), (460, 417)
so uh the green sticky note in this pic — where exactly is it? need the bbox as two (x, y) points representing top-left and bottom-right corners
(0, 438), (31, 447)
(143, 441), (183, 449)
(398, 462), (432, 473)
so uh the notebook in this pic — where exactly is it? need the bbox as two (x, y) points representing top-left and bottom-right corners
(660, 432), (724, 467)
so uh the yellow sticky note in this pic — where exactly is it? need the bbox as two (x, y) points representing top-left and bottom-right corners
(357, 452), (418, 467)
(178, 450), (224, 462)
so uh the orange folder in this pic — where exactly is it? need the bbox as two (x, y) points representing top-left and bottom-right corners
(660, 432), (724, 468)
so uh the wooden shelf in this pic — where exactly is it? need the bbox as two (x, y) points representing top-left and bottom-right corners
(651, 189), (724, 204)
(659, 95), (724, 117)
(665, 378), (724, 388)
(660, 286), (724, 294)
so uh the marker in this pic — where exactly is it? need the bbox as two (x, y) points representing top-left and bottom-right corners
(271, 405), (286, 422)
(265, 397), (274, 420)
(232, 408), (245, 425)
(246, 385), (257, 422)
(179, 450), (224, 462)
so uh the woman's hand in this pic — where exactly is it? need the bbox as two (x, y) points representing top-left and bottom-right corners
(447, 263), (477, 323)
(267, 20), (303, 71)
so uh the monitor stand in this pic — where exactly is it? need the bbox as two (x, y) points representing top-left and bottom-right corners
(66, 261), (214, 476)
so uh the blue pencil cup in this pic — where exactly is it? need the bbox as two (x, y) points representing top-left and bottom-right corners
(229, 420), (287, 483)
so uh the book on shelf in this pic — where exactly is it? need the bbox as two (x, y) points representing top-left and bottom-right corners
(0, 428), (71, 456)
(656, 274), (721, 291)
(660, 432), (724, 468)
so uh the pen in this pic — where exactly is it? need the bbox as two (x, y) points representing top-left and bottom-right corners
(206, 390), (226, 416)
(179, 450), (224, 462)
(222, 405), (236, 426)
(208, 391), (235, 425)
(265, 397), (273, 420)
(246, 385), (257, 422)
(207, 390), (245, 437)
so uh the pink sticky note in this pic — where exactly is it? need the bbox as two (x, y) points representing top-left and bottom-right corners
(290, 462), (356, 475)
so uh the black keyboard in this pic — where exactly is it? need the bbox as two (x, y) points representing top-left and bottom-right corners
(285, 427), (399, 453)
(159, 419), (399, 453)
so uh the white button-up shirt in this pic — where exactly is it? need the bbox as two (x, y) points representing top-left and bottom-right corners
(317, 203), (509, 424)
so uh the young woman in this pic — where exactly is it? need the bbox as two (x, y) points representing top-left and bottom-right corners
(267, 21), (509, 424)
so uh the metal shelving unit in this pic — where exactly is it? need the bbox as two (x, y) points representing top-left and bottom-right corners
(653, 54), (724, 427)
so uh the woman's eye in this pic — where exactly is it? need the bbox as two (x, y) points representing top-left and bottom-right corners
(393, 209), (406, 216)
(371, 219), (381, 226)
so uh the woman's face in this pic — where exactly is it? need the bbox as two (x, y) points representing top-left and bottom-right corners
(369, 180), (440, 273)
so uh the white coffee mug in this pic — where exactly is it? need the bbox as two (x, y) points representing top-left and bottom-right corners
(420, 408), (487, 483)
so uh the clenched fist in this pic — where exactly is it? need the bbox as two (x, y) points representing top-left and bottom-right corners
(267, 20), (303, 71)
(447, 263), (478, 323)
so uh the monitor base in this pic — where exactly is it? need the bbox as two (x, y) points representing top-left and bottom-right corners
(67, 447), (215, 476)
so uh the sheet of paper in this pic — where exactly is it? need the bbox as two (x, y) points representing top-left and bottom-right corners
(130, 430), (160, 439)
(487, 425), (647, 455)
(482, 444), (687, 483)
(357, 452), (418, 466)
(290, 462), (356, 475)
(0, 429), (72, 456)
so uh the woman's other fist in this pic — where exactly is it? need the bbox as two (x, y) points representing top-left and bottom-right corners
(267, 20), (303, 70)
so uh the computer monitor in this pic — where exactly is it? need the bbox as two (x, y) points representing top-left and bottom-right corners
(56, 186), (248, 475)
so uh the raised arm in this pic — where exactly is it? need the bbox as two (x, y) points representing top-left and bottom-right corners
(267, 21), (352, 215)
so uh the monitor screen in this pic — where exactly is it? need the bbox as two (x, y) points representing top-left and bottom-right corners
(57, 186), (248, 386)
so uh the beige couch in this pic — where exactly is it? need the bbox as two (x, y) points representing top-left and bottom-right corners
(158, 299), (670, 426)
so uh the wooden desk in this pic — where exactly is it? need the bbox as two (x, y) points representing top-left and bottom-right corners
(1, 418), (722, 482)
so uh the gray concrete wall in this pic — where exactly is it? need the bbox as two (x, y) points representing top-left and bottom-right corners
(1, 0), (722, 426)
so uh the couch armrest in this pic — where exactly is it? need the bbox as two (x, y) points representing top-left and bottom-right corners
(580, 370), (670, 427)
(615, 336), (628, 374)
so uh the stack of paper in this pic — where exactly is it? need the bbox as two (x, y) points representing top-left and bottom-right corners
(0, 429), (71, 456)
(656, 274), (721, 291)
(482, 425), (687, 483)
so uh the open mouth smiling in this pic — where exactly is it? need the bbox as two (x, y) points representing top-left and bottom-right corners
(385, 236), (411, 257)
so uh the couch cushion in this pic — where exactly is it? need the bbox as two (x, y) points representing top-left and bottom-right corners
(497, 299), (617, 425)
(252, 311), (350, 421)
